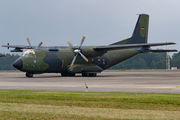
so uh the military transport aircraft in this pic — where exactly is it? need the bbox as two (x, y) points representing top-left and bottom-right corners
(2, 14), (177, 77)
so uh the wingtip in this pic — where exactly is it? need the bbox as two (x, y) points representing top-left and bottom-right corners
(167, 42), (176, 45)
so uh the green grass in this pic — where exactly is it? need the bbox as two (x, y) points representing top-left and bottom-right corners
(0, 90), (180, 119)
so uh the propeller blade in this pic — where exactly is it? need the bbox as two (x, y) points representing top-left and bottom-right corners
(67, 41), (75, 49)
(36, 42), (43, 49)
(79, 52), (88, 62)
(79, 36), (85, 49)
(69, 36), (88, 66)
(27, 38), (32, 48)
(71, 54), (78, 66)
(7, 43), (9, 49)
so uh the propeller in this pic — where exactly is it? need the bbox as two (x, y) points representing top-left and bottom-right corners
(7, 43), (9, 49)
(36, 42), (43, 49)
(27, 38), (32, 48)
(67, 36), (88, 66)
(26, 38), (43, 49)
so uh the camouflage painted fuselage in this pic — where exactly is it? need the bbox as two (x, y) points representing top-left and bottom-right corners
(17, 47), (139, 74)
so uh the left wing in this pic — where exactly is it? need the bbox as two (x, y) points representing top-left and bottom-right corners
(1, 45), (34, 52)
(2, 44), (69, 52)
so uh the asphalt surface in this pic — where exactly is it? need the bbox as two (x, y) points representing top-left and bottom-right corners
(0, 72), (180, 93)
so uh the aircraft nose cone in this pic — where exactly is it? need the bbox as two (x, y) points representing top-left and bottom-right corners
(13, 59), (23, 70)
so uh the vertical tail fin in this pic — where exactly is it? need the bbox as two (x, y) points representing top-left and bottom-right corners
(111, 14), (149, 45)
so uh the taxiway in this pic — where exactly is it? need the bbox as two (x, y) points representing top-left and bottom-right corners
(0, 71), (180, 93)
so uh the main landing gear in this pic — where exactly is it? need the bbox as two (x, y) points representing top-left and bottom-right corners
(61, 72), (75, 77)
(26, 72), (33, 77)
(61, 72), (97, 77)
(82, 73), (97, 77)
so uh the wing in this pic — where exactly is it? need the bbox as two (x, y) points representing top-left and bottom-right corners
(2, 42), (177, 53)
(94, 42), (176, 51)
(2, 45), (36, 49)
(2, 45), (36, 52)
(93, 42), (177, 53)
(2, 44), (69, 52)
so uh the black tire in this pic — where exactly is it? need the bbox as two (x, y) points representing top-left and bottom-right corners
(26, 72), (33, 77)
(82, 72), (88, 76)
(61, 72), (68, 77)
(89, 73), (97, 77)
(61, 72), (75, 77)
(82, 73), (97, 77)
(68, 73), (75, 76)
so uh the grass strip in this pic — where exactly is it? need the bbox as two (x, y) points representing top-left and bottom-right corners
(0, 102), (180, 119)
(0, 90), (180, 119)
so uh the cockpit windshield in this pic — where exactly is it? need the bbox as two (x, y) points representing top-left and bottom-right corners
(22, 49), (36, 58)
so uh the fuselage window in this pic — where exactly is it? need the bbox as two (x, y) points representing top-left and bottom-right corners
(29, 54), (32, 58)
(24, 54), (28, 57)
(103, 59), (105, 64)
(98, 58), (101, 64)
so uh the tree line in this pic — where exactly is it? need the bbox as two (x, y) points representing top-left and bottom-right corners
(0, 52), (180, 70)
(109, 52), (180, 70)
(0, 54), (20, 70)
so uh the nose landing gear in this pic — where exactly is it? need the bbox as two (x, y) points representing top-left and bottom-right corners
(26, 72), (33, 77)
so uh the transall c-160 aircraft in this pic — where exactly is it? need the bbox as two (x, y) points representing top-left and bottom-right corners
(2, 14), (177, 77)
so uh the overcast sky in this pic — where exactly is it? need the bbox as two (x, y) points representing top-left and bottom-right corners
(0, 0), (180, 55)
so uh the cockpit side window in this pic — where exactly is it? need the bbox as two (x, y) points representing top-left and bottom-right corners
(24, 54), (28, 57)
(22, 50), (36, 58)
(28, 54), (32, 58)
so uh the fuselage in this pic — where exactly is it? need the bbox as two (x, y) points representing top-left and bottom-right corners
(13, 47), (140, 74)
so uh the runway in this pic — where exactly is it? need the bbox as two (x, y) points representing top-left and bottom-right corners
(0, 71), (180, 93)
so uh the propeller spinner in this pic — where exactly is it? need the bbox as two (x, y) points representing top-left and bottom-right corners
(67, 36), (88, 66)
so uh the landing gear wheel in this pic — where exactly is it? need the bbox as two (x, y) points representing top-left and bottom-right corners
(82, 73), (97, 77)
(26, 72), (33, 77)
(61, 72), (75, 77)
(82, 72), (88, 76)
(61, 72), (68, 76)
(89, 73), (97, 77)
(68, 73), (75, 76)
